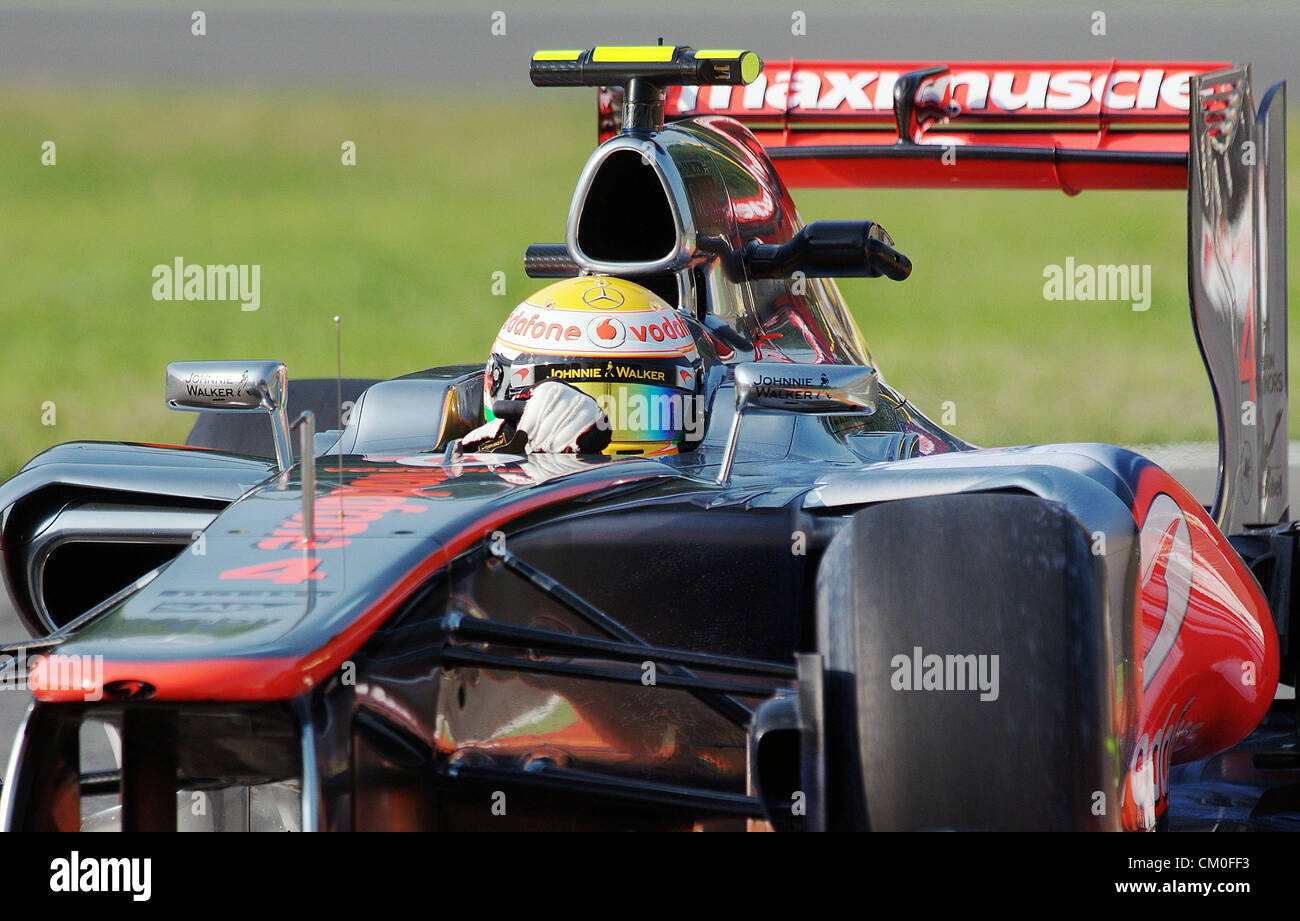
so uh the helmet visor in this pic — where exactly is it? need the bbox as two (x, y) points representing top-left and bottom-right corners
(566, 380), (700, 445)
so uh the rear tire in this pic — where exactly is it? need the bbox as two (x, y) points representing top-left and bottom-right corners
(815, 492), (1121, 830)
(184, 378), (379, 458)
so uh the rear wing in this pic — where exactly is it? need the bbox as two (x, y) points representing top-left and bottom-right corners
(577, 52), (1288, 532)
(600, 61), (1230, 192)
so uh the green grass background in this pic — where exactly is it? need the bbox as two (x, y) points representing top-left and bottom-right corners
(1, 88), (1296, 477)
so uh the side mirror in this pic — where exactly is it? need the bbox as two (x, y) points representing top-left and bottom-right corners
(739, 221), (911, 281)
(735, 363), (878, 414)
(718, 362), (879, 485)
(165, 360), (292, 470)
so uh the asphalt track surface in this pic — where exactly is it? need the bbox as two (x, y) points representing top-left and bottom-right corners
(0, 2), (1295, 100)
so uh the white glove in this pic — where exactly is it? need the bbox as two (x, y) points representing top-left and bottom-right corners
(518, 380), (609, 454)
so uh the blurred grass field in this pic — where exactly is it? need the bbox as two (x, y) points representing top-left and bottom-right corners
(0, 87), (1297, 478)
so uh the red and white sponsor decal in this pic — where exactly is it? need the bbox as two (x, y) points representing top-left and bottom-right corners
(1138, 492), (1194, 688)
(1125, 492), (1197, 824)
(498, 307), (585, 346)
(589, 315), (626, 348)
(668, 62), (1224, 119)
(1128, 700), (1197, 822)
(245, 468), (446, 554)
(495, 305), (699, 360)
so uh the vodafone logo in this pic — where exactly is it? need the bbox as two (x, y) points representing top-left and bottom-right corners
(500, 308), (582, 345)
(1139, 493), (1193, 690)
(1129, 700), (1195, 819)
(589, 316), (626, 348)
(629, 314), (690, 344)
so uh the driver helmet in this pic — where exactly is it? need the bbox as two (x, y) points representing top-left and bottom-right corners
(484, 275), (703, 455)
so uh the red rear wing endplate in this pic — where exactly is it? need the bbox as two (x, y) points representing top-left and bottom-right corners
(598, 61), (1232, 192)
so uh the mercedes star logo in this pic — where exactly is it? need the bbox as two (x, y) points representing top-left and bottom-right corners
(582, 283), (624, 309)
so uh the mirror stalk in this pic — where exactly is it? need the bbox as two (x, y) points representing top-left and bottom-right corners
(717, 363), (879, 486)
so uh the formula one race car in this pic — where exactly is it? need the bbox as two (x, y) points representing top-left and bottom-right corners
(0, 46), (1293, 832)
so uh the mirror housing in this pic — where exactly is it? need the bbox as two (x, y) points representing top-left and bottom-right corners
(739, 221), (911, 281)
(165, 360), (292, 470)
(735, 363), (878, 415)
(719, 362), (879, 485)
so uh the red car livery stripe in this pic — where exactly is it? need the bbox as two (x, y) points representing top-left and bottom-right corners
(31, 474), (660, 702)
